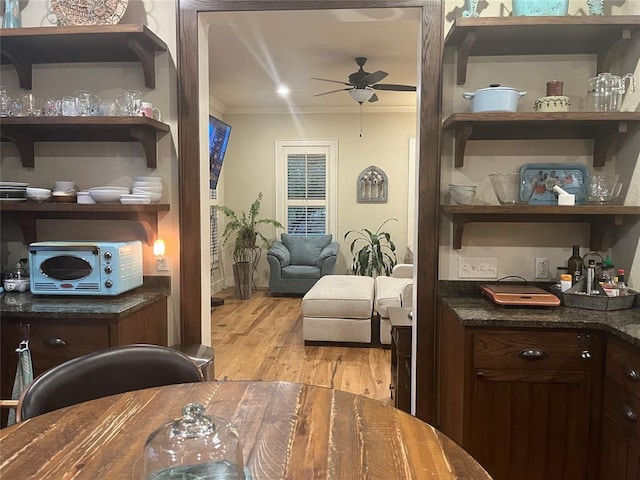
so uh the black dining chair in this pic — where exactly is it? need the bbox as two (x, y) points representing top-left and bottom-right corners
(18, 344), (204, 422)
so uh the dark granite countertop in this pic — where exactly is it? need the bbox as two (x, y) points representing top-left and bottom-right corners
(440, 294), (640, 348)
(0, 277), (169, 321)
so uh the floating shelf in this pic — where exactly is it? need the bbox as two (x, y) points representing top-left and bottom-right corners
(441, 204), (640, 251)
(442, 112), (640, 168)
(0, 202), (170, 245)
(0, 116), (170, 168)
(444, 16), (640, 85)
(0, 25), (168, 89)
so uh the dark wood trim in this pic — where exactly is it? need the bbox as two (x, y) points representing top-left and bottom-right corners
(177, 0), (443, 422)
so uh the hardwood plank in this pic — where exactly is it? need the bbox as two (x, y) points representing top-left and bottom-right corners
(211, 289), (392, 405)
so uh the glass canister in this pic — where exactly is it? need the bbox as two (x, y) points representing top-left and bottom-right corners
(143, 402), (245, 480)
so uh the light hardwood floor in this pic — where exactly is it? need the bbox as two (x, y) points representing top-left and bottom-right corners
(210, 288), (393, 405)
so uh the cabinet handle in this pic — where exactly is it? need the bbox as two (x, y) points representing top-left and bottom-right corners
(43, 338), (69, 348)
(519, 349), (548, 360)
(624, 367), (640, 382)
(621, 405), (637, 423)
(581, 350), (591, 360)
(476, 371), (485, 378)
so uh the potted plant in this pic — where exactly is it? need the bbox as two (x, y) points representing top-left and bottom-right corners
(215, 192), (283, 299)
(344, 218), (398, 277)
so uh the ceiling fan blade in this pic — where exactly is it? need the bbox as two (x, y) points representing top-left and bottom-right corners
(371, 83), (416, 92)
(311, 77), (352, 86)
(368, 93), (379, 103)
(313, 88), (352, 97)
(361, 70), (388, 86)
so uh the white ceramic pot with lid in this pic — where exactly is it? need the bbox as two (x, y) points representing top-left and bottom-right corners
(463, 84), (527, 112)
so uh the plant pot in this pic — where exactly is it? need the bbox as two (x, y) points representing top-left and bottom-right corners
(233, 262), (252, 300)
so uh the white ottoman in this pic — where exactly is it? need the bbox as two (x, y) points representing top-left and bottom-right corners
(302, 275), (374, 344)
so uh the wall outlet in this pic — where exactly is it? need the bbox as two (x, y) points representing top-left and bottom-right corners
(156, 256), (169, 271)
(535, 257), (550, 279)
(458, 257), (498, 279)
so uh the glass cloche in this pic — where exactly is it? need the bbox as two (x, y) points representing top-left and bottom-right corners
(143, 402), (245, 479)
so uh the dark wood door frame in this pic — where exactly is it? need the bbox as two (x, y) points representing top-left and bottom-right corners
(177, 0), (443, 422)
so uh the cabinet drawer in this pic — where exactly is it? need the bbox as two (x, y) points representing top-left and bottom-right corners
(473, 330), (594, 371)
(603, 378), (640, 444)
(2, 322), (109, 368)
(606, 337), (640, 399)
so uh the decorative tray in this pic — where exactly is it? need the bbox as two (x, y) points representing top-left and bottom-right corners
(519, 163), (590, 204)
(50, 0), (128, 26)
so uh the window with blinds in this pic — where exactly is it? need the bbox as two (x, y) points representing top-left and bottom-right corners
(276, 140), (337, 238)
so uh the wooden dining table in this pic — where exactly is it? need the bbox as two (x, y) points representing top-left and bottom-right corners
(0, 381), (491, 479)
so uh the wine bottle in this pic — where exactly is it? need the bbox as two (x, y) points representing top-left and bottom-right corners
(567, 245), (583, 286)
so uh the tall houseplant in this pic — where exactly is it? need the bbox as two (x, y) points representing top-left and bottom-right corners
(215, 192), (283, 298)
(344, 218), (397, 277)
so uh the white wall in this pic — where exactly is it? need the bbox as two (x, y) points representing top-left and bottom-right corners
(0, 0), (181, 342)
(440, 0), (640, 286)
(216, 111), (417, 289)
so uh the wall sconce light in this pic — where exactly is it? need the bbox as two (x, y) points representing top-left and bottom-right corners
(153, 239), (168, 270)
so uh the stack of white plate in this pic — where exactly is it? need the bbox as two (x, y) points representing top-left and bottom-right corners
(131, 176), (162, 203)
(88, 186), (130, 203)
(0, 182), (28, 201)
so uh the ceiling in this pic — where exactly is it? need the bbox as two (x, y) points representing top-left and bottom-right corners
(202, 8), (420, 113)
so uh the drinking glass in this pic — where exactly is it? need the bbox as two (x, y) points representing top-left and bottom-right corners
(0, 88), (12, 117)
(22, 93), (41, 116)
(61, 96), (78, 116)
(75, 90), (94, 116)
(116, 90), (142, 116)
(43, 98), (62, 116)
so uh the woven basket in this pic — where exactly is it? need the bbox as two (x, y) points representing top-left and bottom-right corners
(50, 0), (128, 26)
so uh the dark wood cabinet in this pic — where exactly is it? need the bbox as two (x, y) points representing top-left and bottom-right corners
(598, 337), (640, 479)
(388, 307), (412, 413)
(437, 303), (603, 480)
(0, 295), (167, 426)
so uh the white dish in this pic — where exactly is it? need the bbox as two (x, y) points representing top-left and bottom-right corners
(0, 182), (28, 188)
(133, 186), (163, 194)
(121, 197), (151, 204)
(27, 193), (52, 202)
(133, 176), (162, 183)
(131, 190), (161, 202)
(89, 190), (123, 203)
(0, 197), (26, 201)
(26, 187), (52, 195)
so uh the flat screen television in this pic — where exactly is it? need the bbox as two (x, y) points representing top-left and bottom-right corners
(209, 115), (232, 190)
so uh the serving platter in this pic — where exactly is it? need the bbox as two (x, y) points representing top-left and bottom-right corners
(519, 162), (590, 204)
(50, 0), (128, 26)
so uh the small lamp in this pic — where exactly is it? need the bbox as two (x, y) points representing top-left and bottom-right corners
(349, 88), (374, 104)
(153, 239), (168, 271)
(153, 239), (165, 256)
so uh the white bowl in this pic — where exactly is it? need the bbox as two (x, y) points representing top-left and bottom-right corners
(54, 180), (75, 192)
(89, 186), (130, 193)
(133, 176), (162, 183)
(89, 189), (124, 203)
(26, 187), (52, 195)
(27, 192), (52, 202)
(77, 191), (96, 204)
(133, 184), (163, 193)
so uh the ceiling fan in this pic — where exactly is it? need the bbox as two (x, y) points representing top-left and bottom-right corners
(312, 57), (416, 104)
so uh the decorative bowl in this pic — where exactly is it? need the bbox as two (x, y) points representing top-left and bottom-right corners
(88, 189), (123, 203)
(448, 184), (476, 205)
(489, 173), (537, 205)
(586, 174), (619, 204)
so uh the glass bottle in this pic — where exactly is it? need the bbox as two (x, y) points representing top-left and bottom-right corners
(616, 269), (628, 296)
(567, 245), (583, 286)
(2, 0), (22, 28)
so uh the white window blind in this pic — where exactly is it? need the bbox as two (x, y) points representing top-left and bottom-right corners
(276, 140), (337, 237)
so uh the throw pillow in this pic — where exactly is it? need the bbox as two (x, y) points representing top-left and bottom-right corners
(281, 234), (332, 266)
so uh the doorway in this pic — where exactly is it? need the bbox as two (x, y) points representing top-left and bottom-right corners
(177, 0), (443, 422)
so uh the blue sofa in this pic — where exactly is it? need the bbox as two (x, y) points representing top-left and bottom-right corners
(266, 234), (339, 294)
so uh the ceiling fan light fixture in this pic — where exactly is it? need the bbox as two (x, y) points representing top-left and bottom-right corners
(349, 88), (374, 103)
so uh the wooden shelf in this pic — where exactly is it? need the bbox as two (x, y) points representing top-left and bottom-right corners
(0, 116), (170, 168)
(0, 25), (168, 89)
(442, 112), (640, 168)
(444, 16), (640, 84)
(0, 202), (170, 245)
(441, 204), (640, 251)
